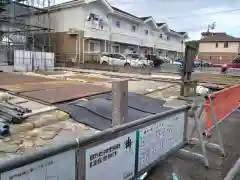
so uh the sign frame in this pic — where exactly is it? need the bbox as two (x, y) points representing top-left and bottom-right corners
(77, 109), (188, 180)
(0, 106), (189, 180)
(0, 149), (77, 180)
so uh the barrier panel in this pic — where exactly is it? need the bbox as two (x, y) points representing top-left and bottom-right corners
(0, 107), (188, 180)
(14, 50), (55, 72)
(204, 84), (240, 133)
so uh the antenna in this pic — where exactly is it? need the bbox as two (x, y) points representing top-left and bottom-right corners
(207, 22), (216, 32)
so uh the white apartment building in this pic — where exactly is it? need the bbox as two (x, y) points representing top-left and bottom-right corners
(30, 0), (188, 62)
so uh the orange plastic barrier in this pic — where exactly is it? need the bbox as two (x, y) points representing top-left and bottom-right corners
(204, 84), (240, 132)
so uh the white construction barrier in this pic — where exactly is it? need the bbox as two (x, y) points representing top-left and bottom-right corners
(14, 50), (32, 72)
(14, 50), (54, 72)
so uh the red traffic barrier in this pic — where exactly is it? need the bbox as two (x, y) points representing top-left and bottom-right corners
(204, 84), (240, 133)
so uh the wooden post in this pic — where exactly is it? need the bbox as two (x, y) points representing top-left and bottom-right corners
(112, 80), (128, 126)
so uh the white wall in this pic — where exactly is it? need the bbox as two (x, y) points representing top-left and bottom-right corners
(110, 15), (141, 45)
(199, 42), (239, 53)
(29, 5), (85, 32)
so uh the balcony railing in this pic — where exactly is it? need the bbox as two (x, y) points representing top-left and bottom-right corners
(84, 21), (110, 40)
(111, 33), (141, 46)
(84, 21), (184, 52)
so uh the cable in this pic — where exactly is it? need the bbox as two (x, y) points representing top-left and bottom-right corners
(166, 8), (240, 20)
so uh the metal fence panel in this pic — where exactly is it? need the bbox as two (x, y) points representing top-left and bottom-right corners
(0, 139), (77, 174)
(0, 106), (189, 180)
(77, 108), (188, 180)
(1, 150), (76, 180)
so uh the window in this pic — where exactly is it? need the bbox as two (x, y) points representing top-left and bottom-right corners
(127, 54), (140, 60)
(113, 54), (125, 60)
(232, 56), (240, 63)
(144, 49), (148, 55)
(159, 34), (163, 39)
(216, 42), (218, 48)
(87, 13), (104, 30)
(132, 25), (136, 32)
(145, 29), (149, 35)
(116, 21), (120, 28)
(224, 42), (229, 48)
(112, 45), (120, 53)
(88, 40), (100, 52)
(87, 13), (99, 21)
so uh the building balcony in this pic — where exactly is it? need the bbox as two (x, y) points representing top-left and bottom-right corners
(111, 33), (141, 46)
(84, 21), (110, 41)
(155, 39), (185, 52)
(141, 37), (155, 48)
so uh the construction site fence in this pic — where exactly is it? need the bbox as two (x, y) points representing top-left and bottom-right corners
(0, 106), (189, 180)
(54, 53), (182, 75)
(202, 84), (240, 180)
(55, 53), (101, 67)
(204, 84), (240, 135)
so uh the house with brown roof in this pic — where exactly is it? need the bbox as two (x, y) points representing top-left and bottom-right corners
(198, 32), (240, 64)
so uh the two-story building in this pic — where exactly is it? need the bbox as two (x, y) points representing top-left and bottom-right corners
(198, 32), (240, 65)
(29, 0), (188, 63)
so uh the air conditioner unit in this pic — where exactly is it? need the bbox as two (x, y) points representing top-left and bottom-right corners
(68, 28), (78, 35)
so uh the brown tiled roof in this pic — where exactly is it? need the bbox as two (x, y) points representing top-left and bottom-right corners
(200, 33), (240, 42)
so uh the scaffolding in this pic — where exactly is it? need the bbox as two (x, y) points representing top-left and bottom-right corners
(0, 0), (55, 65)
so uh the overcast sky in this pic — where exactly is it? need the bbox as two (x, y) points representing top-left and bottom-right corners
(107, 0), (240, 40)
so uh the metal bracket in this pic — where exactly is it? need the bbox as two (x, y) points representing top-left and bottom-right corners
(178, 102), (209, 167)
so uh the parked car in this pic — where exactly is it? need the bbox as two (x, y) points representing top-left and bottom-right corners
(194, 60), (212, 67)
(126, 53), (153, 68)
(100, 53), (145, 68)
(145, 54), (164, 67)
(221, 56), (240, 73)
(173, 59), (184, 68)
(164, 56), (173, 63)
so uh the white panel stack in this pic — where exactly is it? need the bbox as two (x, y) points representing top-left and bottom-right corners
(14, 50), (55, 72)
(1, 150), (76, 180)
(45, 52), (55, 70)
(34, 51), (45, 71)
(14, 50), (32, 72)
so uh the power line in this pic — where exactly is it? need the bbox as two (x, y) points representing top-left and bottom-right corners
(166, 8), (240, 20)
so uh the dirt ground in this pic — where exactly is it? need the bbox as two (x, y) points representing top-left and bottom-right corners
(1, 68), (239, 180)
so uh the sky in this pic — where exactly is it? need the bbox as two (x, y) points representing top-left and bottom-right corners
(106, 0), (240, 40)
